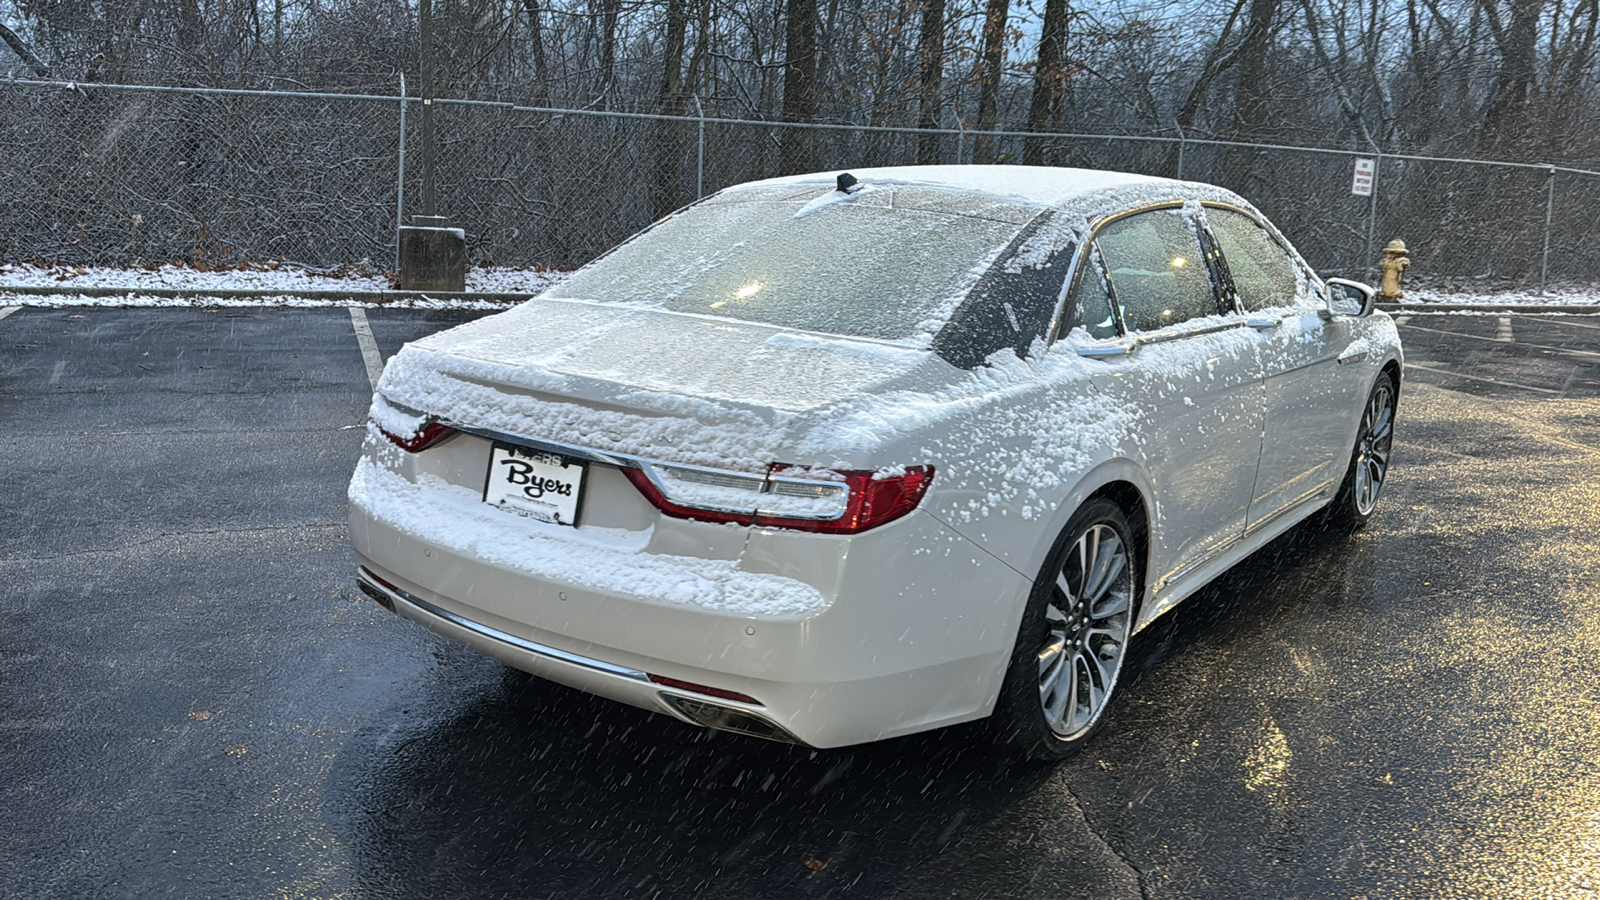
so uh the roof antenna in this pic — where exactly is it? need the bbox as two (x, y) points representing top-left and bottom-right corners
(836, 172), (862, 194)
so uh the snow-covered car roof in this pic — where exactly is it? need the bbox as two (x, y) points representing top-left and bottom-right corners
(736, 165), (1252, 222)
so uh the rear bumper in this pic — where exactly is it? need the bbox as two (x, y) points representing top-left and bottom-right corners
(348, 455), (1032, 748)
(357, 567), (803, 743)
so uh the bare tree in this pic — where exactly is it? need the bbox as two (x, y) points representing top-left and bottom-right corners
(1024, 0), (1071, 165)
(520, 0), (551, 97)
(652, 0), (691, 217)
(1480, 0), (1545, 150)
(781, 0), (819, 173)
(0, 16), (49, 76)
(972, 0), (1009, 162)
(914, 0), (948, 163)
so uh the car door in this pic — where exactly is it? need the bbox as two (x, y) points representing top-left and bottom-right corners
(1201, 205), (1360, 532)
(1079, 205), (1266, 601)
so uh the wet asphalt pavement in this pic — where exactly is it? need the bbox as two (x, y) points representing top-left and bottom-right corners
(1, 306), (1597, 899)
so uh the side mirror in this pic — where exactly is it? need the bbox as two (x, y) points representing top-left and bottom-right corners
(1322, 278), (1376, 319)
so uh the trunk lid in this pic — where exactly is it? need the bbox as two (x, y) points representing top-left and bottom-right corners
(377, 298), (956, 470)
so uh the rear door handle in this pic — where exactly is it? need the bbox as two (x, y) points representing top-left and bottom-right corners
(1246, 316), (1281, 331)
(1337, 350), (1367, 366)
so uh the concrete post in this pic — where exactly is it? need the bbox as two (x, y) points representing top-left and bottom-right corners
(398, 215), (465, 291)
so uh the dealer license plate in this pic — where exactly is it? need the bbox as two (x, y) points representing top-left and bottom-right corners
(484, 443), (586, 526)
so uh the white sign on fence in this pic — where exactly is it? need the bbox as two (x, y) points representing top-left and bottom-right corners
(1352, 158), (1376, 196)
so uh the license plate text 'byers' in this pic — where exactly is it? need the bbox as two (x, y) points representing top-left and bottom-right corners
(484, 444), (585, 525)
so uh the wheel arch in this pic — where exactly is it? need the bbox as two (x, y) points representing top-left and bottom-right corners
(1023, 460), (1156, 609)
(1084, 480), (1150, 618)
(1380, 357), (1402, 392)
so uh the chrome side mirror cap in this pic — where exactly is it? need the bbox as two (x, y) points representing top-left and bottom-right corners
(1322, 278), (1376, 319)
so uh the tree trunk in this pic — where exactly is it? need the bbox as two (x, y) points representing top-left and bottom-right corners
(972, 0), (1009, 163)
(177, 0), (204, 75)
(519, 0), (550, 98)
(1545, 0), (1599, 154)
(0, 19), (49, 77)
(1231, 0), (1281, 138)
(597, 0), (620, 106)
(684, 0), (712, 95)
(1023, 0), (1069, 165)
(780, 0), (819, 174)
(1164, 0), (1247, 174)
(1481, 0), (1544, 151)
(652, 0), (690, 218)
(1222, 0), (1281, 187)
(915, 0), (947, 164)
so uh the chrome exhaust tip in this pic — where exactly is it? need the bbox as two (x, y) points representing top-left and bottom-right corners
(658, 694), (805, 745)
(356, 575), (396, 612)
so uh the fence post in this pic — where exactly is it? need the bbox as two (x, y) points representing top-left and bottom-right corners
(418, 0), (437, 217)
(1174, 120), (1185, 180)
(1540, 166), (1555, 294)
(693, 93), (705, 199)
(956, 121), (966, 165)
(395, 74), (407, 275)
(1365, 152), (1380, 278)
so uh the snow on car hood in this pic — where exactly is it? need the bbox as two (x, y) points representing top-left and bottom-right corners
(375, 296), (960, 470)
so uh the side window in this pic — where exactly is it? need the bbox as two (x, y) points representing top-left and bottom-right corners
(1075, 249), (1120, 340)
(1095, 209), (1219, 332)
(1205, 208), (1301, 312)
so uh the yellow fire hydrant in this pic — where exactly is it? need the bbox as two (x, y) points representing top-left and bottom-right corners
(1378, 239), (1411, 300)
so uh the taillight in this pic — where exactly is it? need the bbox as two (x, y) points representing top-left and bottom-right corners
(619, 465), (765, 526)
(377, 420), (457, 453)
(621, 462), (933, 535)
(765, 466), (933, 534)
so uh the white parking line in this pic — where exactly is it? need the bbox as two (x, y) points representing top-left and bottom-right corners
(348, 308), (384, 391)
(1404, 362), (1559, 394)
(1513, 313), (1600, 332)
(0, 306), (20, 320)
(1398, 321), (1600, 361)
(1497, 316), (1513, 342)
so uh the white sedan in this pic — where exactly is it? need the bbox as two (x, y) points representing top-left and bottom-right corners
(348, 166), (1401, 759)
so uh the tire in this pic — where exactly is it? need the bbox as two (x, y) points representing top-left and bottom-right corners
(994, 498), (1139, 762)
(1325, 373), (1398, 530)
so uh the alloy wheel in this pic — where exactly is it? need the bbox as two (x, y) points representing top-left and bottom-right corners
(1353, 380), (1396, 516)
(1037, 522), (1134, 740)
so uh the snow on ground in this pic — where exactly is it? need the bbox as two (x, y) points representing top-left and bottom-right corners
(1403, 279), (1600, 307)
(0, 262), (567, 307)
(0, 262), (1596, 309)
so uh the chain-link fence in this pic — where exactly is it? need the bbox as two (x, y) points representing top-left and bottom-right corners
(3, 77), (1596, 288)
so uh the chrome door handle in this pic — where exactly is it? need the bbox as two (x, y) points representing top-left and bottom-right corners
(1246, 316), (1281, 331)
(1337, 350), (1367, 366)
(1075, 339), (1136, 359)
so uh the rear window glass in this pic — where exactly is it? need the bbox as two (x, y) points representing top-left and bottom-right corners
(549, 186), (1038, 341)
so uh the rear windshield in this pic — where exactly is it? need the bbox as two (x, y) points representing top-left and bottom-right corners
(548, 185), (1040, 341)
